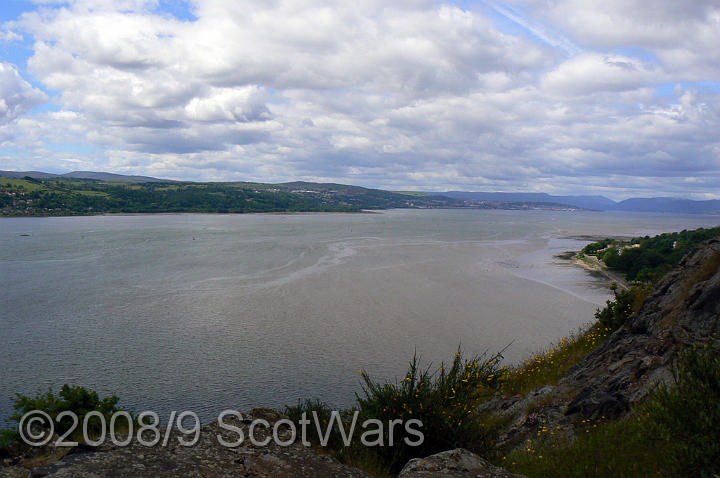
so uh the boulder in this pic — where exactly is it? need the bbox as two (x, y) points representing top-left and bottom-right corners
(399, 448), (527, 478)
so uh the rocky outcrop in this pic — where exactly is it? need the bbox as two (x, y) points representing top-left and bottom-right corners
(1, 409), (374, 478)
(398, 448), (527, 478)
(563, 237), (720, 412)
(488, 237), (720, 449)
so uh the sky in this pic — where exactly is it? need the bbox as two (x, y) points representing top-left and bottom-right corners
(0, 0), (719, 199)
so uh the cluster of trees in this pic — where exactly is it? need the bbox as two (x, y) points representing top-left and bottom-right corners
(583, 227), (720, 282)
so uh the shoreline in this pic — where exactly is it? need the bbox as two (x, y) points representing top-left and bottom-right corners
(569, 251), (630, 290)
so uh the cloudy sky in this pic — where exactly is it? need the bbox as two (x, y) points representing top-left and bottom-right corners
(1, 0), (719, 199)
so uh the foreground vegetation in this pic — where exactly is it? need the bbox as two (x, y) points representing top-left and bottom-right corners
(0, 385), (128, 458)
(9, 384), (124, 436)
(505, 344), (720, 478)
(286, 350), (507, 475)
(282, 324), (720, 477)
(499, 324), (612, 397)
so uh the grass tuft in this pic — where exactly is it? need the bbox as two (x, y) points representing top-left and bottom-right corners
(504, 414), (676, 478)
(500, 324), (612, 396)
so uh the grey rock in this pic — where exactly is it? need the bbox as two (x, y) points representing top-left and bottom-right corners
(398, 448), (527, 478)
(0, 467), (30, 478)
(250, 407), (286, 424)
(4, 410), (374, 478)
(565, 387), (627, 420)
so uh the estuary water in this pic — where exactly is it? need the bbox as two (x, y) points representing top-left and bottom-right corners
(1, 209), (718, 422)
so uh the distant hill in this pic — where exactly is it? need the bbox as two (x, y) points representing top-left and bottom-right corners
(439, 191), (616, 211)
(440, 191), (720, 214)
(61, 171), (167, 182)
(0, 173), (463, 216)
(0, 170), (165, 182)
(614, 197), (720, 214)
(0, 170), (61, 179)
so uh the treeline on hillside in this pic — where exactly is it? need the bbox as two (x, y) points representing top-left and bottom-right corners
(0, 176), (468, 216)
(582, 226), (720, 282)
(0, 177), (389, 215)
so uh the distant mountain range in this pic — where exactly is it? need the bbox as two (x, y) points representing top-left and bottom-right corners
(439, 192), (617, 211)
(0, 170), (165, 182)
(611, 197), (720, 214)
(439, 191), (720, 214)
(2, 170), (718, 214)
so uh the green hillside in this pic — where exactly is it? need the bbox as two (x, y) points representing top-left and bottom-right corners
(0, 175), (461, 216)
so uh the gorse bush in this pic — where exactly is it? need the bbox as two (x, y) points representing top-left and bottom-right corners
(643, 344), (720, 478)
(10, 384), (124, 435)
(285, 350), (505, 475)
(355, 349), (504, 474)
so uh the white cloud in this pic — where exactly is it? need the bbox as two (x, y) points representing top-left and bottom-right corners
(184, 86), (271, 123)
(517, 0), (720, 78)
(541, 53), (661, 96)
(0, 0), (718, 197)
(0, 29), (22, 42)
(0, 63), (47, 125)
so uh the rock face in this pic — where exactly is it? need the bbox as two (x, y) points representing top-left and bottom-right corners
(564, 237), (720, 412)
(490, 237), (720, 449)
(398, 448), (527, 478)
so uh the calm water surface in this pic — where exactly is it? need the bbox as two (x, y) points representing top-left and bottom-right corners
(1, 209), (718, 421)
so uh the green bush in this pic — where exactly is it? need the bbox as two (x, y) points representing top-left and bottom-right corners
(0, 428), (18, 448)
(10, 384), (124, 435)
(643, 345), (720, 478)
(594, 285), (651, 332)
(284, 350), (505, 475)
(355, 349), (504, 474)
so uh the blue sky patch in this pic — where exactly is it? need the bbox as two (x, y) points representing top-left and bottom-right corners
(153, 0), (197, 22)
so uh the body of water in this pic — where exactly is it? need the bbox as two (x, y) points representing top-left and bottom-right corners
(1, 209), (718, 421)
